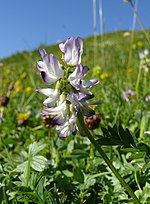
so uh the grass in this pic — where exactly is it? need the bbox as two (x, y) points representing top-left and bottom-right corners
(0, 29), (150, 203)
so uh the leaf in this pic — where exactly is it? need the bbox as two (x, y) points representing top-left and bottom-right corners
(71, 149), (88, 159)
(97, 124), (136, 148)
(63, 170), (73, 177)
(36, 176), (46, 202)
(28, 142), (47, 156)
(73, 167), (84, 183)
(31, 155), (47, 172)
(13, 161), (28, 173)
(128, 152), (146, 160)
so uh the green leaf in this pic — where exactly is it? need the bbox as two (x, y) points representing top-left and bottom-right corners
(128, 152), (146, 160)
(63, 170), (73, 177)
(97, 124), (136, 148)
(28, 142), (47, 156)
(73, 167), (84, 183)
(71, 149), (88, 159)
(31, 155), (47, 172)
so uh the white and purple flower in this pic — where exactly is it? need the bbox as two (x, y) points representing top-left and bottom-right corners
(122, 90), (136, 101)
(37, 37), (101, 137)
(37, 88), (59, 107)
(68, 64), (99, 94)
(67, 92), (102, 116)
(37, 48), (64, 84)
(145, 95), (150, 103)
(59, 37), (83, 66)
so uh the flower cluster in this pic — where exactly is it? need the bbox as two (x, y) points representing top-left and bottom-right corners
(37, 37), (101, 137)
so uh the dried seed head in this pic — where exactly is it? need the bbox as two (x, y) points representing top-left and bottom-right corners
(42, 114), (55, 128)
(84, 112), (100, 130)
(8, 82), (14, 91)
(0, 95), (9, 106)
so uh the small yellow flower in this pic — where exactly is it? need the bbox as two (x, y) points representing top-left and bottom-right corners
(3, 79), (10, 84)
(5, 69), (11, 75)
(25, 87), (33, 94)
(11, 91), (16, 98)
(136, 41), (143, 47)
(16, 112), (30, 121)
(15, 86), (22, 93)
(92, 66), (101, 77)
(127, 67), (135, 73)
(100, 72), (109, 79)
(20, 72), (27, 79)
(14, 80), (21, 87)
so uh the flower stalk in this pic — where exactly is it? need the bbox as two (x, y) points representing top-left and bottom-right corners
(77, 112), (141, 204)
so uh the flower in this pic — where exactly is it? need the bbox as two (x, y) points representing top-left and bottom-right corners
(145, 95), (150, 103)
(67, 92), (102, 116)
(41, 99), (67, 126)
(37, 88), (59, 107)
(25, 87), (33, 94)
(20, 72), (27, 79)
(56, 109), (77, 137)
(36, 37), (101, 137)
(139, 49), (149, 60)
(68, 64), (99, 94)
(5, 69), (11, 75)
(122, 90), (136, 101)
(37, 48), (64, 84)
(100, 72), (109, 79)
(16, 112), (30, 126)
(59, 37), (83, 66)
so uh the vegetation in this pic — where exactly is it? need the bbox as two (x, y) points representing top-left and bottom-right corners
(0, 29), (150, 203)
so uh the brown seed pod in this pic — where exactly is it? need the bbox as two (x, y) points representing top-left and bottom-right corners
(42, 114), (55, 128)
(0, 95), (9, 107)
(84, 112), (101, 130)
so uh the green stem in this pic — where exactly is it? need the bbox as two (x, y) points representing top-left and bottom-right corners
(77, 112), (141, 204)
(129, 0), (150, 45)
(135, 62), (142, 100)
(26, 152), (31, 187)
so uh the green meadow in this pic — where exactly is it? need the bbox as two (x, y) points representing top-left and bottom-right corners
(0, 30), (150, 203)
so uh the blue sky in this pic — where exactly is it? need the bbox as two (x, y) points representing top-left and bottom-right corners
(0, 0), (150, 59)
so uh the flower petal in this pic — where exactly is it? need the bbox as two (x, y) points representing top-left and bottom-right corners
(59, 37), (83, 66)
(37, 50), (64, 84)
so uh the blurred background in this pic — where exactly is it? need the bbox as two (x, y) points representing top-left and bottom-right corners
(0, 0), (150, 59)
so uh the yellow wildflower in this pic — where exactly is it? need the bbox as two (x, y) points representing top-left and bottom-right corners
(136, 41), (143, 47)
(5, 69), (11, 75)
(3, 79), (10, 84)
(127, 67), (135, 73)
(25, 87), (33, 94)
(92, 66), (101, 77)
(11, 91), (16, 98)
(100, 72), (109, 79)
(14, 80), (21, 87)
(20, 72), (27, 79)
(16, 112), (30, 121)
(15, 86), (22, 93)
